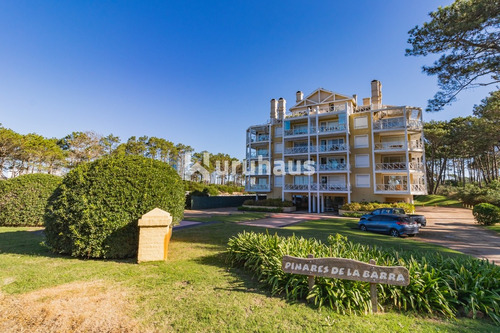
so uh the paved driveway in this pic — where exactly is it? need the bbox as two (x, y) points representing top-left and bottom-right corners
(415, 206), (500, 264)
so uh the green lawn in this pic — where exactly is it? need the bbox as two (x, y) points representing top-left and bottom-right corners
(485, 224), (500, 235)
(414, 195), (463, 207)
(0, 220), (497, 332)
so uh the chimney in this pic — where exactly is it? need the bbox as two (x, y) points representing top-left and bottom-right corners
(296, 91), (303, 103)
(362, 97), (371, 106)
(353, 94), (358, 105)
(371, 80), (382, 106)
(277, 98), (286, 119)
(270, 99), (278, 120)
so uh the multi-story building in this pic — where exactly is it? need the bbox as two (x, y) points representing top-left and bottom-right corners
(245, 80), (427, 213)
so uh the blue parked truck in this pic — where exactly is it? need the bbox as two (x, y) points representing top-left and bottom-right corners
(359, 208), (427, 227)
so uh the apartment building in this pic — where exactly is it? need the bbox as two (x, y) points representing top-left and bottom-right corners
(245, 80), (427, 213)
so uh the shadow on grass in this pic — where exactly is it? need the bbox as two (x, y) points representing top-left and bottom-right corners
(0, 229), (136, 264)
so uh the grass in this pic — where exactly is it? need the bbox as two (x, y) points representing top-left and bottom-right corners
(184, 212), (267, 223)
(1, 219), (498, 332)
(414, 195), (463, 207)
(485, 224), (500, 235)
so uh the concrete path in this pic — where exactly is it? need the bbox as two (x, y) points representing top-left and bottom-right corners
(414, 206), (500, 264)
(238, 212), (334, 228)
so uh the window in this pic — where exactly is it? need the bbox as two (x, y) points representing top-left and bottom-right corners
(356, 174), (370, 187)
(355, 154), (370, 168)
(294, 176), (309, 185)
(354, 135), (369, 148)
(275, 127), (283, 137)
(354, 116), (368, 129)
(274, 143), (283, 153)
(274, 176), (283, 187)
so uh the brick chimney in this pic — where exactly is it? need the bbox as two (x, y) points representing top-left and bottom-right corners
(296, 91), (303, 103)
(278, 98), (286, 120)
(270, 99), (278, 120)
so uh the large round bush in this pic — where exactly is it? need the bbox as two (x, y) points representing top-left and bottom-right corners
(0, 173), (62, 226)
(473, 203), (500, 226)
(44, 155), (184, 259)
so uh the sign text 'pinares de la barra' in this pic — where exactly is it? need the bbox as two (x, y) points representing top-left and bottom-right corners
(282, 255), (410, 286)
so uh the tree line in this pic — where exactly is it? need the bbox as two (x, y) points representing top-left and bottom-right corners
(424, 91), (500, 194)
(0, 126), (243, 185)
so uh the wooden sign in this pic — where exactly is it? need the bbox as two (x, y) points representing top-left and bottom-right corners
(282, 255), (409, 286)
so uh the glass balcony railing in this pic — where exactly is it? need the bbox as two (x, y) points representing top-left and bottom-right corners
(318, 163), (348, 171)
(246, 184), (271, 191)
(250, 135), (269, 143)
(284, 184), (350, 191)
(248, 151), (269, 158)
(375, 162), (425, 171)
(373, 117), (423, 131)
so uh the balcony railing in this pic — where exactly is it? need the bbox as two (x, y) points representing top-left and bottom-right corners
(284, 128), (308, 136)
(246, 184), (270, 191)
(318, 163), (348, 171)
(246, 169), (270, 175)
(248, 151), (269, 158)
(313, 144), (348, 152)
(250, 135), (269, 143)
(374, 140), (424, 151)
(318, 124), (346, 134)
(284, 146), (309, 154)
(284, 183), (349, 191)
(311, 183), (349, 191)
(376, 184), (408, 192)
(375, 162), (425, 171)
(373, 117), (423, 131)
(375, 183), (427, 193)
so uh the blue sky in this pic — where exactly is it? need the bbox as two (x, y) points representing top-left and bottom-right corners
(0, 1), (493, 159)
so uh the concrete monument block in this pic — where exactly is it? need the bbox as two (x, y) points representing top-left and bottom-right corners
(137, 208), (173, 263)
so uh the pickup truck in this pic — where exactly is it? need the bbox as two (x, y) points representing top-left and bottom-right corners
(359, 208), (427, 227)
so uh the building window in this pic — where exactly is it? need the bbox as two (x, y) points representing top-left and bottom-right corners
(275, 143), (283, 153)
(355, 154), (370, 168)
(354, 135), (369, 148)
(275, 127), (283, 137)
(274, 176), (283, 187)
(356, 174), (370, 188)
(354, 116), (368, 129)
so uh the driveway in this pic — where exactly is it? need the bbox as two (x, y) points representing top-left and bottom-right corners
(415, 206), (500, 264)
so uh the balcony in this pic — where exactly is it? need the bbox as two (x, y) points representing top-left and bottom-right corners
(284, 183), (350, 192)
(375, 183), (427, 194)
(248, 151), (269, 159)
(284, 146), (310, 155)
(374, 140), (423, 151)
(246, 184), (271, 192)
(313, 144), (348, 153)
(375, 162), (425, 172)
(373, 117), (423, 131)
(250, 135), (269, 143)
(318, 163), (348, 171)
(284, 128), (309, 137)
(246, 169), (270, 176)
(317, 124), (346, 134)
(284, 165), (311, 173)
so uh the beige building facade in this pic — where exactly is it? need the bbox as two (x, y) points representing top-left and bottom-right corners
(245, 80), (427, 213)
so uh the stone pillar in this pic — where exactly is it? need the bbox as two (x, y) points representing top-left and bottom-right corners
(137, 208), (173, 263)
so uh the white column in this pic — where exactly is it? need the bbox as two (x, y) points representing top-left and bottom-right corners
(312, 195), (316, 212)
(321, 195), (325, 213)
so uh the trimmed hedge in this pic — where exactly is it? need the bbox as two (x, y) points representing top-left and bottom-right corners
(228, 232), (500, 324)
(341, 202), (415, 213)
(473, 203), (500, 226)
(0, 174), (62, 226)
(242, 198), (294, 208)
(44, 155), (184, 259)
(238, 206), (283, 213)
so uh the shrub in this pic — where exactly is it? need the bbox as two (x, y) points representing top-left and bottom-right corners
(473, 203), (500, 226)
(44, 155), (184, 259)
(242, 198), (294, 207)
(227, 232), (500, 324)
(341, 202), (414, 213)
(0, 174), (62, 226)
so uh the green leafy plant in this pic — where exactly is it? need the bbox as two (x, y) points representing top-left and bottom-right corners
(341, 202), (414, 213)
(0, 174), (62, 226)
(44, 155), (184, 259)
(227, 232), (500, 324)
(473, 203), (500, 226)
(242, 198), (294, 207)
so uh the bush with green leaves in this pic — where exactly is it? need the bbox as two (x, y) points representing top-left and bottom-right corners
(341, 202), (415, 213)
(242, 198), (294, 207)
(44, 155), (184, 259)
(457, 181), (500, 207)
(238, 206), (282, 213)
(0, 174), (62, 226)
(227, 232), (500, 324)
(473, 203), (500, 226)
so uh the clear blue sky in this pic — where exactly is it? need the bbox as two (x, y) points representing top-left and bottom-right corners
(0, 0), (493, 159)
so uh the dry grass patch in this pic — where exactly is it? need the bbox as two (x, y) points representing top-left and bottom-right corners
(0, 280), (143, 333)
